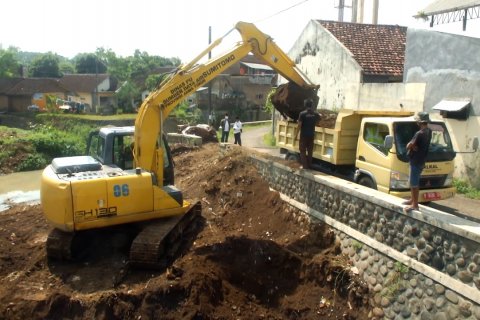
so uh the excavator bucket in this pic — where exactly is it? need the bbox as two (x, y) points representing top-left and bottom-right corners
(270, 82), (319, 121)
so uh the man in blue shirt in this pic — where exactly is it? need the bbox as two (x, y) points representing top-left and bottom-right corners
(404, 112), (432, 212)
(296, 99), (320, 169)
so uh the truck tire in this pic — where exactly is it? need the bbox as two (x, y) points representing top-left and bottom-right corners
(286, 152), (300, 162)
(358, 176), (377, 190)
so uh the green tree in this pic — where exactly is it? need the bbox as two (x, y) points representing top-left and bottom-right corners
(29, 53), (61, 77)
(0, 48), (21, 77)
(145, 73), (170, 91)
(116, 81), (140, 112)
(59, 61), (75, 74)
(74, 53), (107, 74)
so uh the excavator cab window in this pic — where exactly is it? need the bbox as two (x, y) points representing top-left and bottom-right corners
(161, 134), (175, 185)
(113, 135), (135, 170)
(86, 131), (105, 163)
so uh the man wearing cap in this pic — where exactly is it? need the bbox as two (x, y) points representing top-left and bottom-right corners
(296, 99), (320, 169)
(404, 112), (432, 212)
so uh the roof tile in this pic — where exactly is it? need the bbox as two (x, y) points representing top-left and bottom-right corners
(318, 20), (407, 76)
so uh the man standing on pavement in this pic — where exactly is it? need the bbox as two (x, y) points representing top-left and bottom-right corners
(296, 99), (320, 169)
(233, 116), (243, 146)
(219, 113), (231, 143)
(403, 111), (432, 212)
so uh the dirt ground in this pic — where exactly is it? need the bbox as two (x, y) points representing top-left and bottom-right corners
(0, 143), (370, 320)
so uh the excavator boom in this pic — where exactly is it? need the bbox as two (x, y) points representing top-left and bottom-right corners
(134, 21), (318, 182)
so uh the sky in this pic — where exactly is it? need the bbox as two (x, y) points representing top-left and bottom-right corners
(1, 0), (479, 63)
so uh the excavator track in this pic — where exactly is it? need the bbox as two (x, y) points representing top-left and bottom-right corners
(129, 201), (202, 269)
(46, 228), (77, 260)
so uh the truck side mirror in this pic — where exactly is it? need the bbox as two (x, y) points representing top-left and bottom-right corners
(473, 137), (479, 152)
(384, 135), (394, 150)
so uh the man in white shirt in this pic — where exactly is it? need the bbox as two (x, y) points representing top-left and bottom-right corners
(219, 113), (230, 143)
(233, 116), (243, 146)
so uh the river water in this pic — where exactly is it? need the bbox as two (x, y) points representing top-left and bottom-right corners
(0, 170), (42, 212)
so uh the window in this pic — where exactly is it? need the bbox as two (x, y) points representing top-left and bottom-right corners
(113, 135), (135, 170)
(87, 134), (105, 163)
(363, 123), (389, 155)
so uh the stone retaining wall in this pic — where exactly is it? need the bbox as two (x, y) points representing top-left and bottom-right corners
(250, 155), (480, 319)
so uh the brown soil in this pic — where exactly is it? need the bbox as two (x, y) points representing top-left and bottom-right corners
(0, 144), (370, 319)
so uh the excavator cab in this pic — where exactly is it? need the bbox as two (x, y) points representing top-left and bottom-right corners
(86, 127), (175, 186)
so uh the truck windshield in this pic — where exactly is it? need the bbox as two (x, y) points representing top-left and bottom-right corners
(393, 122), (456, 163)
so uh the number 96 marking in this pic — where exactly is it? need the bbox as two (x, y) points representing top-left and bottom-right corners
(113, 184), (129, 197)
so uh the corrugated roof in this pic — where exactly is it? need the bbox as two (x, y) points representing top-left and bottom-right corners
(240, 62), (273, 71)
(59, 74), (110, 92)
(432, 98), (471, 111)
(7, 78), (68, 95)
(318, 20), (407, 77)
(420, 0), (480, 15)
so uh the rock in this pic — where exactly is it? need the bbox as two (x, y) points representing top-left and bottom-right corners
(445, 290), (459, 304)
(458, 270), (473, 283)
(456, 257), (466, 267)
(435, 296), (446, 308)
(434, 284), (445, 295)
(424, 298), (435, 311)
(459, 301), (473, 317)
(468, 262), (480, 273)
(420, 311), (433, 320)
(404, 288), (413, 298)
(380, 265), (388, 276)
(401, 307), (411, 318)
(445, 264), (456, 276)
(433, 312), (448, 320)
(372, 307), (384, 317)
(409, 278), (418, 288)
(380, 296), (391, 307)
(414, 288), (424, 298)
(416, 238), (426, 249)
(407, 247), (418, 258)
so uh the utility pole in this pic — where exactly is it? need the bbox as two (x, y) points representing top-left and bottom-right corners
(208, 26), (213, 126)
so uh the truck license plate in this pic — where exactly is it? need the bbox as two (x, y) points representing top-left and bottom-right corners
(424, 192), (441, 200)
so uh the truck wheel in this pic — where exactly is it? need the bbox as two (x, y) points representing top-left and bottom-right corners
(286, 153), (300, 162)
(358, 176), (377, 190)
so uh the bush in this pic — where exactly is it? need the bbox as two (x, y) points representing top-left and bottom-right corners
(453, 179), (480, 200)
(17, 154), (48, 171)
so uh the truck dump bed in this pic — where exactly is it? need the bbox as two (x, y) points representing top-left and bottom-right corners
(276, 109), (414, 165)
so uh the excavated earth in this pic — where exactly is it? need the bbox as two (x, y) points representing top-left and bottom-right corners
(0, 143), (371, 319)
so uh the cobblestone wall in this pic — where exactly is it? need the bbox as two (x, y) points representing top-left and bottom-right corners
(251, 156), (480, 319)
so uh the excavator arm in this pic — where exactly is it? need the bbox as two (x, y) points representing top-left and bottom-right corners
(134, 21), (318, 184)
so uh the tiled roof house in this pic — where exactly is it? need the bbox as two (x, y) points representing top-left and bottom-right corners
(288, 20), (410, 110)
(0, 74), (118, 113)
(318, 20), (407, 81)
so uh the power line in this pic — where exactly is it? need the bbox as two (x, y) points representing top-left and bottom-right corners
(254, 0), (311, 24)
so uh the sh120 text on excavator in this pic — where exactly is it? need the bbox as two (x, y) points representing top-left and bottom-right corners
(40, 22), (319, 268)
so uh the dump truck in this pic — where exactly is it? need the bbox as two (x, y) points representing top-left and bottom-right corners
(276, 109), (458, 202)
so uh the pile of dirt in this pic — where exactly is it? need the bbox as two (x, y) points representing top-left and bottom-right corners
(181, 125), (218, 143)
(0, 130), (32, 175)
(0, 144), (370, 319)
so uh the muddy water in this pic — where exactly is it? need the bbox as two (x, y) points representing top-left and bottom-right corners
(0, 170), (42, 211)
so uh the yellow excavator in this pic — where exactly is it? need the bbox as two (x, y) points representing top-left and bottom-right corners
(41, 22), (319, 267)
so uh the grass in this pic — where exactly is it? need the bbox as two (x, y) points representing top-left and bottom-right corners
(453, 179), (480, 200)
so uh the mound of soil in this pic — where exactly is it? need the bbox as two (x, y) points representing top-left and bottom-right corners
(0, 144), (370, 319)
(182, 126), (218, 143)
